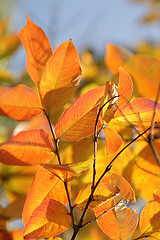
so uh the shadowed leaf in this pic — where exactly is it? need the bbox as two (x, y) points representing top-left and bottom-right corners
(74, 183), (119, 211)
(41, 158), (92, 182)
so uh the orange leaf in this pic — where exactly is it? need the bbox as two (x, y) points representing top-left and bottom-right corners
(114, 98), (160, 126)
(38, 39), (82, 116)
(117, 67), (133, 108)
(22, 167), (70, 225)
(94, 173), (137, 240)
(103, 127), (122, 154)
(95, 200), (138, 240)
(0, 85), (42, 121)
(74, 182), (119, 211)
(55, 85), (106, 141)
(0, 33), (21, 58)
(0, 129), (55, 166)
(139, 189), (160, 239)
(122, 55), (160, 100)
(102, 81), (118, 123)
(11, 229), (24, 240)
(20, 14), (52, 84)
(100, 173), (136, 204)
(105, 43), (132, 74)
(41, 158), (92, 182)
(23, 199), (71, 239)
(123, 141), (160, 200)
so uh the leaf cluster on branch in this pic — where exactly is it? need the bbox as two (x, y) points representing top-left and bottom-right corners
(0, 14), (160, 240)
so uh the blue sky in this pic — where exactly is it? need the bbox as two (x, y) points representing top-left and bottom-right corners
(7, 0), (160, 72)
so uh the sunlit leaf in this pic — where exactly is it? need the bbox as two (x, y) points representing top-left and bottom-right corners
(117, 67), (133, 108)
(123, 141), (160, 200)
(74, 182), (119, 211)
(94, 173), (137, 240)
(105, 43), (132, 74)
(95, 200), (138, 240)
(55, 85), (106, 141)
(38, 39), (82, 116)
(22, 167), (69, 225)
(0, 129), (55, 166)
(139, 189), (160, 239)
(0, 85), (43, 121)
(23, 199), (71, 239)
(41, 158), (92, 182)
(123, 55), (160, 100)
(114, 98), (160, 126)
(102, 81), (118, 123)
(103, 127), (122, 154)
(20, 14), (52, 84)
(100, 173), (136, 204)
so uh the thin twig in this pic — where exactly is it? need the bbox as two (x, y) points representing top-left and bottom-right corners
(43, 109), (75, 227)
(92, 96), (119, 189)
(148, 84), (160, 166)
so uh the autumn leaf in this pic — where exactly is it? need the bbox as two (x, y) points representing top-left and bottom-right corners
(0, 85), (43, 121)
(123, 140), (160, 200)
(55, 85), (106, 141)
(122, 55), (160, 100)
(38, 39), (82, 117)
(22, 167), (70, 225)
(0, 129), (55, 166)
(20, 14), (52, 84)
(0, 33), (20, 59)
(117, 67), (133, 108)
(94, 173), (138, 240)
(41, 158), (92, 182)
(139, 189), (160, 239)
(74, 182), (119, 211)
(23, 199), (71, 239)
(103, 127), (122, 154)
(114, 98), (160, 126)
(105, 43), (132, 74)
(95, 200), (138, 240)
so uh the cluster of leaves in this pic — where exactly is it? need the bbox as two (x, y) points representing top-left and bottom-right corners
(0, 14), (160, 240)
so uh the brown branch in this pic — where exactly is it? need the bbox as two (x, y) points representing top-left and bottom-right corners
(43, 109), (75, 227)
